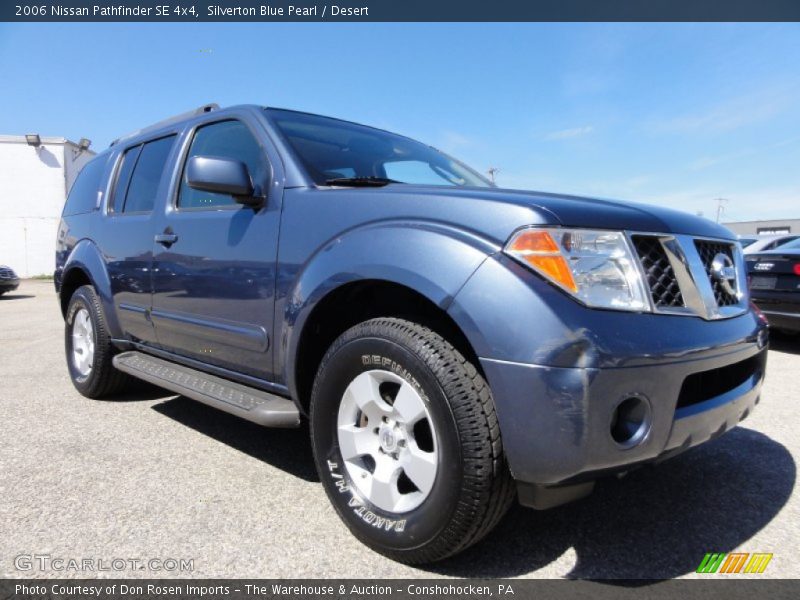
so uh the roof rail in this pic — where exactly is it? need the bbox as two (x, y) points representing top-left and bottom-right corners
(110, 103), (220, 146)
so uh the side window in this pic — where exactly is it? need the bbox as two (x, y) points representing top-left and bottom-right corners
(63, 156), (107, 216)
(121, 136), (176, 213)
(110, 145), (141, 213)
(178, 120), (266, 209)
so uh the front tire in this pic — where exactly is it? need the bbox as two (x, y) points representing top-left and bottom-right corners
(64, 285), (129, 398)
(310, 318), (514, 564)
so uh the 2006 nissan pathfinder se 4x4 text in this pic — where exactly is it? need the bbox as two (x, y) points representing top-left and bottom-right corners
(55, 104), (769, 563)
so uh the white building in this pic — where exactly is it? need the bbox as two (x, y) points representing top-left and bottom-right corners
(723, 218), (800, 236)
(0, 135), (95, 277)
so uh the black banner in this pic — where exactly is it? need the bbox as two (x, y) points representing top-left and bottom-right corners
(3, 0), (800, 22)
(2, 580), (800, 600)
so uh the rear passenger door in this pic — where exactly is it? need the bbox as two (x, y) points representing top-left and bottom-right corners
(101, 135), (177, 344)
(150, 117), (281, 382)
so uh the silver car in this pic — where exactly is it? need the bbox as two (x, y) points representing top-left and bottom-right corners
(742, 234), (799, 254)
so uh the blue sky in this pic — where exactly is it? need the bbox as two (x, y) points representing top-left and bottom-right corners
(1, 23), (799, 221)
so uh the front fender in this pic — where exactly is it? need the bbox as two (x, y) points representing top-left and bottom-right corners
(280, 220), (500, 397)
(60, 239), (122, 337)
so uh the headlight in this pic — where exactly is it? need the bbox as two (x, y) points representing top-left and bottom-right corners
(504, 227), (650, 312)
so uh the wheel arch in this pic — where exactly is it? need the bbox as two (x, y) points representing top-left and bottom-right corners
(281, 221), (500, 413)
(58, 240), (122, 337)
(291, 279), (485, 415)
(59, 266), (93, 317)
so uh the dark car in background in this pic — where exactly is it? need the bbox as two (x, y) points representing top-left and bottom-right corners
(0, 265), (20, 296)
(747, 237), (800, 333)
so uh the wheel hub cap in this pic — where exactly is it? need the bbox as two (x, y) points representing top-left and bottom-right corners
(71, 308), (95, 378)
(337, 370), (438, 513)
(378, 424), (403, 454)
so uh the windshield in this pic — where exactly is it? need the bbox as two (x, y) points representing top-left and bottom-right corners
(266, 108), (491, 188)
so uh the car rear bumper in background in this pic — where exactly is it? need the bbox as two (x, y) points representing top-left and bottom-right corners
(480, 342), (768, 487)
(751, 290), (800, 332)
(0, 279), (20, 293)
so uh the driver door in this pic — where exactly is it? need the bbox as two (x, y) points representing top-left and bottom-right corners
(150, 118), (280, 381)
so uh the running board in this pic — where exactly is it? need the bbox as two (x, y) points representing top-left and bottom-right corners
(113, 351), (300, 428)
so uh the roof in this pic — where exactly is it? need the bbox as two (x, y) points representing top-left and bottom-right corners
(0, 134), (90, 148)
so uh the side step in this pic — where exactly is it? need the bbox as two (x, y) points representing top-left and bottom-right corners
(113, 351), (300, 428)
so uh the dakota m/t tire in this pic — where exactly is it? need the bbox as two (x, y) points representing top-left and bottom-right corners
(310, 317), (514, 564)
(64, 285), (129, 399)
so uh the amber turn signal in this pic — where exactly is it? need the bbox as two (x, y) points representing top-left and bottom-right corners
(506, 230), (578, 293)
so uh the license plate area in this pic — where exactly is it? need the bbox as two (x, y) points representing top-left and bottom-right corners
(751, 276), (777, 290)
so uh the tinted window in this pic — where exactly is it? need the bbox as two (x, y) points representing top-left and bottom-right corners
(267, 108), (490, 187)
(121, 135), (176, 213)
(110, 145), (141, 213)
(178, 120), (266, 209)
(63, 156), (106, 216)
(778, 238), (800, 250)
(768, 236), (799, 250)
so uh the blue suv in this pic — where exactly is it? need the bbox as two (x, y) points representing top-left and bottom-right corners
(55, 104), (769, 563)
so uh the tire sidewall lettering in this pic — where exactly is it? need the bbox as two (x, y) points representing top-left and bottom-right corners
(313, 337), (462, 551)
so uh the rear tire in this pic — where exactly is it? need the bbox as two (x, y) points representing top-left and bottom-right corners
(310, 317), (514, 564)
(64, 285), (129, 398)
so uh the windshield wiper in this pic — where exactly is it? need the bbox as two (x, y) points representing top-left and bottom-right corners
(324, 177), (402, 187)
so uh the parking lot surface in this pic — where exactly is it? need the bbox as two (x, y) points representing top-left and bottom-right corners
(1, 280), (798, 579)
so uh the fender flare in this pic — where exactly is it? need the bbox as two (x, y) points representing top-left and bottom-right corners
(59, 239), (122, 337)
(281, 220), (500, 398)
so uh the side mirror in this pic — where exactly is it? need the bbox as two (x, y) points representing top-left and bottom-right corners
(186, 155), (262, 207)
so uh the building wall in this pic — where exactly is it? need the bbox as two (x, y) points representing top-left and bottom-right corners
(0, 139), (94, 277)
(723, 219), (800, 235)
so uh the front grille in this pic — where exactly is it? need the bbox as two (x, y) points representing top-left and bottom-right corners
(0, 268), (14, 280)
(631, 236), (684, 308)
(677, 353), (765, 409)
(694, 240), (738, 307)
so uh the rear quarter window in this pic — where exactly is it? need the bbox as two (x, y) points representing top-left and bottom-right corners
(109, 135), (177, 214)
(63, 156), (107, 216)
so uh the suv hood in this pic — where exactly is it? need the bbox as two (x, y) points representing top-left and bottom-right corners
(377, 185), (735, 241)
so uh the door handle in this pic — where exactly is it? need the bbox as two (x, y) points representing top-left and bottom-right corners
(155, 233), (179, 247)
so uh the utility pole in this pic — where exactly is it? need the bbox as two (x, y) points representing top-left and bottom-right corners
(714, 198), (728, 223)
(487, 167), (499, 184)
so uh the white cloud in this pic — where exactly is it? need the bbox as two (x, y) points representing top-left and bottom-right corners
(689, 156), (724, 171)
(544, 126), (594, 141)
(493, 170), (799, 223)
(436, 130), (474, 153)
(636, 186), (800, 222)
(646, 85), (798, 135)
(689, 135), (800, 171)
(440, 131), (472, 147)
(624, 175), (651, 189)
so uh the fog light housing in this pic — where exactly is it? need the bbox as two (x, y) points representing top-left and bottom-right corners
(610, 395), (652, 449)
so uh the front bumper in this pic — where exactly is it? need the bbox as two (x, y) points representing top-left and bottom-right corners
(481, 343), (767, 486)
(449, 254), (770, 488)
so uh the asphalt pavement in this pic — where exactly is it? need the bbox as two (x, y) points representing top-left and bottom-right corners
(1, 280), (797, 579)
